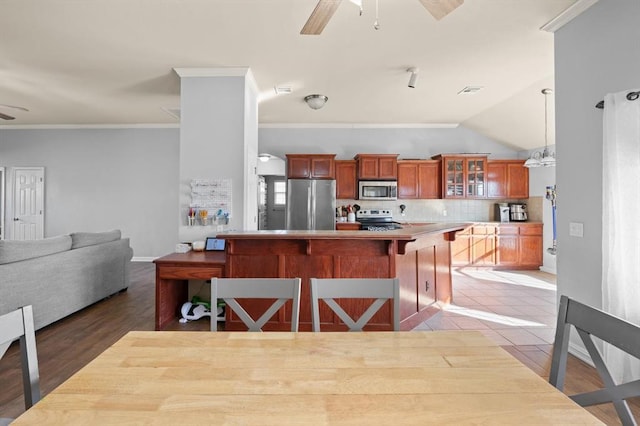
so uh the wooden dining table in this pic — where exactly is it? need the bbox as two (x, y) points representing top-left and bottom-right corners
(13, 330), (602, 425)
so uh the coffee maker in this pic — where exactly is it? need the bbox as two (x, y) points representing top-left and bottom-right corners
(509, 203), (528, 222)
(495, 203), (510, 222)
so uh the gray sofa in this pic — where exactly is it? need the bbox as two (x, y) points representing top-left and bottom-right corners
(0, 230), (133, 330)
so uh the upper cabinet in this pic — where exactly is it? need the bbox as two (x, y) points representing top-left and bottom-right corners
(397, 160), (441, 199)
(355, 154), (398, 180)
(432, 155), (487, 199)
(487, 160), (529, 199)
(286, 154), (336, 179)
(335, 160), (357, 199)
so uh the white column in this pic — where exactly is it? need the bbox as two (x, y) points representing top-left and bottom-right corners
(174, 68), (259, 242)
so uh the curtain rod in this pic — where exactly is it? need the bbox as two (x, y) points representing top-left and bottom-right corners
(595, 90), (640, 109)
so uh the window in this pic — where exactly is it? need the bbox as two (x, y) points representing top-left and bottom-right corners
(274, 181), (286, 206)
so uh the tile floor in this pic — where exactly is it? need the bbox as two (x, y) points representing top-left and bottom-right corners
(414, 268), (558, 346)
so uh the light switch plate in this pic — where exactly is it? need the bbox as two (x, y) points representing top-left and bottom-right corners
(569, 222), (584, 237)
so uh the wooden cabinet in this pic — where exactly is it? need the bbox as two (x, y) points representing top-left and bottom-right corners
(286, 154), (336, 179)
(470, 225), (496, 266)
(495, 225), (519, 266)
(335, 221), (360, 231)
(335, 160), (357, 199)
(417, 246), (437, 310)
(452, 223), (542, 269)
(432, 155), (487, 199)
(487, 160), (529, 199)
(450, 226), (471, 265)
(222, 229), (458, 331)
(355, 154), (398, 180)
(397, 160), (441, 199)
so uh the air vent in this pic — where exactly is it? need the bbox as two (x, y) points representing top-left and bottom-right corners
(274, 86), (292, 95)
(457, 86), (484, 95)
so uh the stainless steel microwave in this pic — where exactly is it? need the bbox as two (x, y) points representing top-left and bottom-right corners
(358, 181), (398, 201)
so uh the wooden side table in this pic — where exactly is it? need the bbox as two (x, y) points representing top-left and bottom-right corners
(153, 251), (225, 330)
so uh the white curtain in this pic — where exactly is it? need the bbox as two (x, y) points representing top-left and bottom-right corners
(602, 88), (640, 383)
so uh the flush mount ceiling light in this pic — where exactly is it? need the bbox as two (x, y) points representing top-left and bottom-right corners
(258, 153), (271, 162)
(304, 94), (328, 110)
(407, 67), (419, 88)
(524, 88), (556, 168)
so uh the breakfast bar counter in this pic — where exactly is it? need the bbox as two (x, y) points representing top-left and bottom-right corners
(218, 223), (467, 331)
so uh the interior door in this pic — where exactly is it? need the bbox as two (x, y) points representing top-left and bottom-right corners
(12, 167), (45, 240)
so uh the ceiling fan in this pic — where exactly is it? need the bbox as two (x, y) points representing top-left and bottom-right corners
(300, 0), (464, 35)
(0, 104), (29, 120)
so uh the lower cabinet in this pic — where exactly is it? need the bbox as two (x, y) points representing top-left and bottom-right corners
(417, 246), (437, 310)
(452, 223), (542, 269)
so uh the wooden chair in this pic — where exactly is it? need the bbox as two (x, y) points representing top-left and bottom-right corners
(549, 295), (640, 426)
(0, 306), (41, 425)
(310, 278), (400, 331)
(211, 278), (302, 332)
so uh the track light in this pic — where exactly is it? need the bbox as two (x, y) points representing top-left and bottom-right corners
(407, 67), (419, 88)
(304, 94), (328, 110)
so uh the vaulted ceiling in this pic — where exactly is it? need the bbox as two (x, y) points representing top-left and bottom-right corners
(0, 0), (579, 149)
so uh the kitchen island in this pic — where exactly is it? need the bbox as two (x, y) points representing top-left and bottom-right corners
(218, 223), (467, 331)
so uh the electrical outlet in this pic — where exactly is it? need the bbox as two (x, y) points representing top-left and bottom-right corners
(569, 222), (584, 237)
(442, 209), (448, 217)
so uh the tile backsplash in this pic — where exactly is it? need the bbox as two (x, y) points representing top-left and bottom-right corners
(338, 197), (543, 223)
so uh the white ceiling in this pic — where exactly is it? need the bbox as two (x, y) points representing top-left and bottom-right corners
(0, 0), (578, 150)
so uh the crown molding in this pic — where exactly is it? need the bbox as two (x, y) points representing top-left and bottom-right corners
(258, 123), (460, 129)
(1, 122), (460, 131)
(0, 123), (179, 130)
(540, 0), (599, 32)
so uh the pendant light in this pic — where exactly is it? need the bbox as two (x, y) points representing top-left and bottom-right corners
(524, 88), (556, 168)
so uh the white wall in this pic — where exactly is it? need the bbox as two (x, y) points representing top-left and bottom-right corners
(0, 124), (530, 257)
(0, 128), (179, 258)
(259, 125), (519, 160)
(555, 0), (640, 309)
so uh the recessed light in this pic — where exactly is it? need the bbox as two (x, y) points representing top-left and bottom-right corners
(274, 86), (292, 95)
(458, 86), (484, 95)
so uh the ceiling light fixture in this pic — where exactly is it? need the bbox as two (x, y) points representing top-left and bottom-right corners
(304, 94), (328, 110)
(407, 67), (419, 88)
(258, 153), (271, 162)
(524, 88), (556, 168)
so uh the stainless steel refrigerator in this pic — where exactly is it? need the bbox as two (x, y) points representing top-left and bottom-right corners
(286, 179), (336, 230)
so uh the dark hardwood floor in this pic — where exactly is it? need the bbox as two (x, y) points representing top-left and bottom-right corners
(1, 262), (638, 424)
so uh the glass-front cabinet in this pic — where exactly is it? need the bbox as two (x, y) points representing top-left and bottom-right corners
(466, 158), (485, 197)
(433, 155), (487, 199)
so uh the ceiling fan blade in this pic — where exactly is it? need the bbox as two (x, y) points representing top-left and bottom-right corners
(301, 0), (342, 35)
(0, 112), (16, 120)
(418, 0), (464, 21)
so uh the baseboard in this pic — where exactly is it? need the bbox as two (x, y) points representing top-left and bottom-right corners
(132, 256), (157, 262)
(539, 265), (557, 274)
(569, 341), (594, 367)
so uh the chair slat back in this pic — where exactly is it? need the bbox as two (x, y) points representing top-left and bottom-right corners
(549, 295), (640, 426)
(0, 305), (41, 412)
(211, 278), (302, 332)
(310, 278), (400, 331)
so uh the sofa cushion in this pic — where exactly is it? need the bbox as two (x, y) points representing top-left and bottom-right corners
(0, 235), (72, 265)
(70, 230), (121, 249)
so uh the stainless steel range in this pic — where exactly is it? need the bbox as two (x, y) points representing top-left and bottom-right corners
(356, 209), (403, 231)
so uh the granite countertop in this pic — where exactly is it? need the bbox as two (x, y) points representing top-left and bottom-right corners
(398, 221), (542, 226)
(217, 223), (468, 240)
